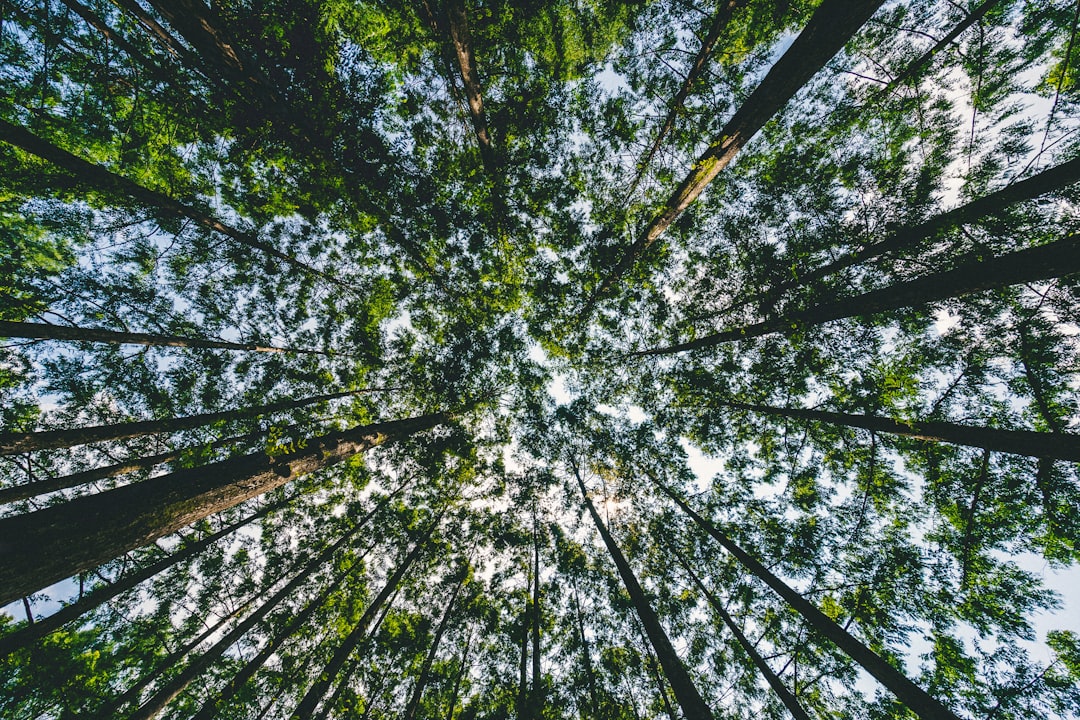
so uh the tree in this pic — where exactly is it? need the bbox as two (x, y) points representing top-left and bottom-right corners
(3, 1), (1080, 719)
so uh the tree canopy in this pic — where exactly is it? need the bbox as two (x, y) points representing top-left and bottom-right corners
(2, 0), (1080, 718)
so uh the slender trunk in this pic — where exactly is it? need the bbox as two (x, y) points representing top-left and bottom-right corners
(140, 0), (280, 110)
(0, 387), (378, 456)
(631, 616), (678, 720)
(571, 463), (714, 719)
(21, 596), (33, 625)
(588, 0), (884, 307)
(572, 586), (599, 719)
(959, 450), (992, 589)
(881, 0), (1003, 94)
(0, 493), (293, 658)
(103, 595), (250, 715)
(1018, 327), (1064, 434)
(124, 518), (371, 720)
(0, 423), (293, 505)
(712, 400), (1080, 462)
(444, 0), (497, 176)
(290, 523), (436, 720)
(518, 569), (529, 720)
(187, 484), (407, 720)
(624, 0), (747, 202)
(446, 631), (472, 720)
(650, 476), (961, 720)
(403, 574), (465, 720)
(529, 515), (542, 715)
(0, 412), (448, 606)
(0, 319), (335, 355)
(675, 549), (811, 720)
(0, 119), (343, 288)
(699, 155), (1080, 325)
(642, 232), (1080, 355)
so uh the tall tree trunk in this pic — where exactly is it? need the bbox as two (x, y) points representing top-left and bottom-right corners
(649, 476), (961, 720)
(101, 595), (250, 716)
(445, 631), (472, 720)
(725, 155), (1080, 317)
(587, 0), (885, 308)
(0, 119), (345, 289)
(0, 387), (381, 456)
(443, 0), (497, 176)
(517, 564), (529, 720)
(290, 523), (437, 720)
(710, 400), (1080, 462)
(880, 0), (1003, 94)
(572, 585), (600, 719)
(403, 572), (466, 720)
(623, 0), (747, 203)
(186, 484), (407, 720)
(0, 412), (448, 606)
(0, 319), (335, 355)
(124, 517), (373, 720)
(0, 492), (294, 658)
(674, 549), (811, 720)
(0, 423), (298, 505)
(529, 513), (543, 716)
(642, 231), (1080, 355)
(571, 462), (714, 719)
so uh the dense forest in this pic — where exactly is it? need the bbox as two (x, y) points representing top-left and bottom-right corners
(1, 0), (1079, 718)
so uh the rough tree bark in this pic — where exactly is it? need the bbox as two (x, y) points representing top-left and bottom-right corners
(0, 412), (448, 606)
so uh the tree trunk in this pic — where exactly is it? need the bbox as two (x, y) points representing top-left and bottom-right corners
(0, 423), (291, 505)
(124, 518), (371, 720)
(529, 514), (542, 716)
(572, 463), (714, 719)
(0, 412), (448, 606)
(445, 631), (472, 720)
(0, 319), (334, 355)
(572, 586), (599, 719)
(642, 232), (1080, 355)
(0, 492), (293, 658)
(186, 484), (407, 720)
(0, 119), (344, 288)
(650, 476), (961, 720)
(0, 387), (379, 455)
(675, 548), (811, 720)
(444, 0), (497, 176)
(624, 0), (747, 202)
(748, 155), (1080, 312)
(881, 0), (1003, 94)
(290, 524), (436, 720)
(588, 0), (885, 307)
(713, 400), (1080, 462)
(403, 572), (465, 720)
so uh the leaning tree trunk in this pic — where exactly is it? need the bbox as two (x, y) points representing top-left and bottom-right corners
(674, 548), (811, 720)
(290, 524), (436, 720)
(0, 320), (334, 355)
(587, 0), (885, 307)
(0, 412), (448, 606)
(0, 491), (295, 658)
(0, 423), (300, 505)
(572, 463), (714, 719)
(444, 0), (497, 176)
(650, 476), (961, 720)
(710, 400), (1080, 462)
(403, 572), (465, 720)
(187, 484), (408, 720)
(642, 231), (1080, 355)
(728, 154), (1080, 315)
(124, 518), (371, 720)
(0, 119), (344, 288)
(0, 387), (382, 455)
(623, 0), (747, 203)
